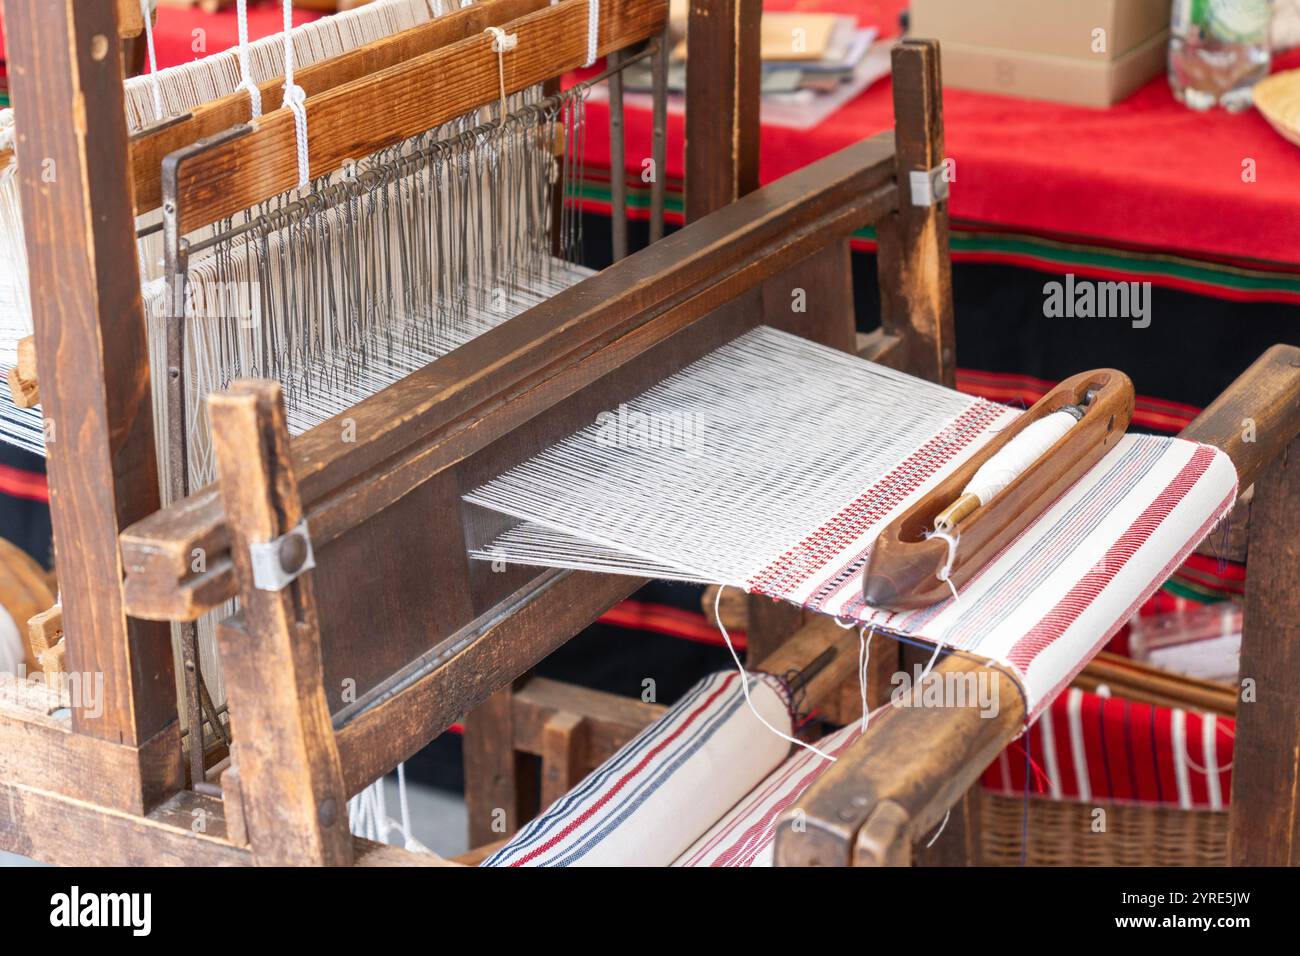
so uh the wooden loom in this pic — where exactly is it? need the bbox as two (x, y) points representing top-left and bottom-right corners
(0, 0), (1297, 868)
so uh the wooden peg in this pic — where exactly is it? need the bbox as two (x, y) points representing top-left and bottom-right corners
(7, 335), (40, 408)
(116, 0), (144, 39)
(27, 605), (65, 689)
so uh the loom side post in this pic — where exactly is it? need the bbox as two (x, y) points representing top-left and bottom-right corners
(2, 0), (181, 806)
(649, 26), (669, 243)
(208, 380), (352, 866)
(608, 47), (629, 261)
(875, 39), (955, 388)
(1180, 343), (1300, 866)
(684, 0), (762, 223)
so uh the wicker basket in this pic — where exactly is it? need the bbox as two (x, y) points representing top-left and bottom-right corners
(978, 791), (1228, 866)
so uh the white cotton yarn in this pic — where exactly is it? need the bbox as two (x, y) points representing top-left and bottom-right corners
(963, 409), (1078, 507)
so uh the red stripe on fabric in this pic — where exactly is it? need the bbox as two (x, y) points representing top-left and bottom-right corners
(712, 729), (860, 867)
(598, 601), (746, 651)
(747, 401), (1005, 598)
(1051, 694), (1080, 800)
(1104, 697), (1136, 801)
(507, 673), (738, 867)
(1217, 719), (1235, 803)
(1006, 446), (1217, 672)
(1127, 700), (1161, 805)
(1023, 485), (1236, 724)
(1184, 711), (1211, 808)
(1080, 692), (1107, 800)
(0, 463), (48, 502)
(1153, 705), (1180, 806)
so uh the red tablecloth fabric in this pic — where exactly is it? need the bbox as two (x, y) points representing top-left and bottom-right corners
(581, 0), (1300, 267)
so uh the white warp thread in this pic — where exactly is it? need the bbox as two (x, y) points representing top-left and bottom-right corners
(466, 327), (979, 586)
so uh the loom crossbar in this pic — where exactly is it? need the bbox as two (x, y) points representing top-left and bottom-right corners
(171, 0), (669, 235)
(128, 0), (550, 214)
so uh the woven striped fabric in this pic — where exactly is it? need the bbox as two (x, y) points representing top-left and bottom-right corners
(674, 719), (868, 867)
(981, 686), (1234, 811)
(483, 671), (794, 867)
(751, 434), (1238, 719)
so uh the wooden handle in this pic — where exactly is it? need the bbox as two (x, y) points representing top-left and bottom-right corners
(863, 368), (1134, 609)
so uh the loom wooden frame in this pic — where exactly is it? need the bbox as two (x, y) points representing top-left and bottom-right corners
(0, 0), (1294, 868)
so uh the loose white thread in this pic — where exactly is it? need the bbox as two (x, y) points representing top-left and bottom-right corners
(714, 585), (836, 762)
(925, 807), (952, 848)
(282, 0), (310, 188)
(858, 625), (872, 733)
(586, 0), (600, 66)
(484, 27), (519, 125)
(235, 0), (263, 120)
(140, 0), (165, 121)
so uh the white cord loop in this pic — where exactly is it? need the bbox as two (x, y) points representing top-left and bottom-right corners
(586, 0), (600, 67)
(714, 585), (836, 762)
(281, 0), (310, 188)
(140, 0), (165, 121)
(484, 26), (518, 125)
(928, 527), (962, 605)
(235, 0), (263, 121)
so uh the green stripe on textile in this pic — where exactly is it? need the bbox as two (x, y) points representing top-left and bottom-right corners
(577, 180), (1300, 300)
(1161, 578), (1227, 605)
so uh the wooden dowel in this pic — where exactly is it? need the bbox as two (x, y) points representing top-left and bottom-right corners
(1077, 652), (1237, 716)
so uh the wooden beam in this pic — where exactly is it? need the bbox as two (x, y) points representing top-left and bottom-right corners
(0, 678), (180, 815)
(3, 0), (179, 755)
(120, 138), (899, 621)
(875, 39), (956, 387)
(1230, 435), (1300, 865)
(776, 655), (1024, 866)
(208, 381), (351, 866)
(684, 0), (761, 221)
(129, 0), (549, 214)
(333, 568), (644, 797)
(1182, 343), (1300, 489)
(170, 0), (668, 234)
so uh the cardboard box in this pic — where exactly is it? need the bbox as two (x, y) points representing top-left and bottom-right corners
(934, 29), (1170, 108)
(910, 0), (1169, 61)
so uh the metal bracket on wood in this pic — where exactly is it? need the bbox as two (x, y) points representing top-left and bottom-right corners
(909, 165), (950, 207)
(248, 521), (316, 592)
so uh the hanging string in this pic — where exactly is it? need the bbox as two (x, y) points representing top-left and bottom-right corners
(927, 527), (962, 606)
(235, 0), (263, 121)
(140, 0), (165, 121)
(924, 807), (951, 848)
(714, 585), (836, 762)
(281, 0), (310, 188)
(484, 26), (519, 125)
(858, 625), (871, 733)
(586, 0), (600, 67)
